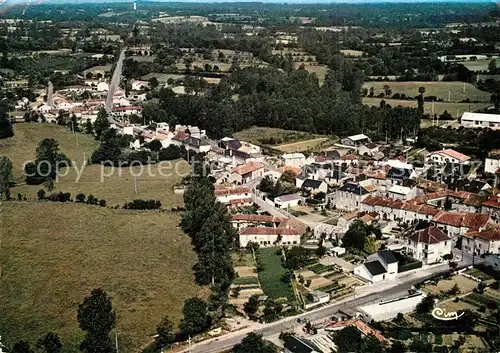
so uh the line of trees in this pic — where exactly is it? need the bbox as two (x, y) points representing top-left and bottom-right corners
(122, 199), (161, 210)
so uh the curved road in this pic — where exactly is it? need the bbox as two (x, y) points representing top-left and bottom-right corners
(181, 266), (452, 353)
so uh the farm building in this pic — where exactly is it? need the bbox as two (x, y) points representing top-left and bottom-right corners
(461, 112), (500, 129)
(358, 292), (426, 322)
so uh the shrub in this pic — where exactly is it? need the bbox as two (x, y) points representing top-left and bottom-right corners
(123, 199), (162, 210)
(75, 193), (86, 203)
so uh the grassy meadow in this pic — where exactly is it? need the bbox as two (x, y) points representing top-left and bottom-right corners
(0, 202), (203, 352)
(363, 81), (491, 102)
(0, 123), (204, 352)
(1, 123), (190, 208)
(362, 97), (491, 116)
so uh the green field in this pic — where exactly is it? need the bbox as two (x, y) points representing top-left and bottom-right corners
(0, 202), (203, 353)
(234, 126), (323, 146)
(362, 97), (491, 116)
(256, 248), (295, 301)
(363, 81), (491, 102)
(462, 59), (498, 72)
(0, 124), (204, 352)
(1, 123), (190, 208)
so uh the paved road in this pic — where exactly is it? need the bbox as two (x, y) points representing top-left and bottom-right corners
(181, 266), (451, 353)
(105, 48), (126, 118)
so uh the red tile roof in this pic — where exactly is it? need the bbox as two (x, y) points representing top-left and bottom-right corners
(172, 131), (190, 142)
(324, 320), (388, 343)
(228, 197), (253, 205)
(113, 105), (143, 112)
(342, 154), (358, 161)
(431, 149), (470, 163)
(433, 211), (491, 229)
(231, 214), (286, 223)
(483, 195), (500, 209)
(409, 226), (450, 244)
(465, 229), (500, 242)
(215, 187), (250, 196)
(231, 162), (264, 175)
(239, 227), (299, 236)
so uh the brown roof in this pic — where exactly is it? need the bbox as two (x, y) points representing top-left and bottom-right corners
(433, 211), (491, 229)
(231, 214), (286, 223)
(431, 149), (470, 163)
(228, 197), (253, 205)
(483, 195), (500, 209)
(409, 226), (450, 244)
(463, 194), (486, 207)
(231, 162), (264, 175)
(215, 187), (250, 196)
(239, 227), (299, 236)
(465, 229), (500, 242)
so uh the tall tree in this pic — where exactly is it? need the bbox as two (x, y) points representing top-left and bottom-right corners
(180, 297), (209, 337)
(0, 109), (14, 139)
(94, 108), (110, 140)
(37, 332), (62, 353)
(0, 156), (13, 196)
(77, 288), (116, 353)
(11, 341), (34, 353)
(155, 316), (176, 348)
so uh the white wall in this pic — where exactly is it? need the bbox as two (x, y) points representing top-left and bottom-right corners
(485, 158), (500, 174)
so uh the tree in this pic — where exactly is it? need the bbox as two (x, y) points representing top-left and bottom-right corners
(77, 288), (116, 353)
(417, 86), (426, 117)
(416, 294), (435, 313)
(11, 341), (34, 353)
(181, 297), (209, 336)
(284, 247), (309, 270)
(489, 59), (497, 74)
(159, 145), (181, 161)
(0, 156), (13, 196)
(37, 332), (62, 353)
(93, 108), (110, 140)
(156, 316), (176, 348)
(262, 300), (282, 322)
(279, 170), (296, 184)
(84, 119), (94, 135)
(334, 325), (363, 353)
(244, 295), (260, 315)
(258, 176), (274, 193)
(232, 333), (276, 353)
(0, 109), (14, 139)
(387, 341), (406, 353)
(449, 283), (461, 296)
(148, 139), (163, 152)
(342, 220), (369, 251)
(37, 189), (46, 200)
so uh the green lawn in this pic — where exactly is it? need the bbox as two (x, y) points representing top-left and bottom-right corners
(362, 97), (491, 116)
(256, 248), (295, 302)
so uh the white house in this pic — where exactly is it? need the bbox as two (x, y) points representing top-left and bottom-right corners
(334, 183), (377, 212)
(462, 229), (500, 256)
(427, 149), (471, 165)
(97, 82), (109, 92)
(340, 134), (371, 147)
(300, 179), (328, 195)
(485, 150), (500, 174)
(461, 112), (500, 130)
(406, 226), (452, 265)
(274, 194), (303, 209)
(387, 185), (417, 201)
(282, 153), (306, 168)
(238, 227), (300, 247)
(214, 186), (251, 205)
(358, 292), (426, 322)
(353, 250), (398, 283)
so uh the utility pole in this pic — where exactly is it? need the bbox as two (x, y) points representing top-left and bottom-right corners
(134, 176), (137, 195)
(115, 332), (119, 353)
